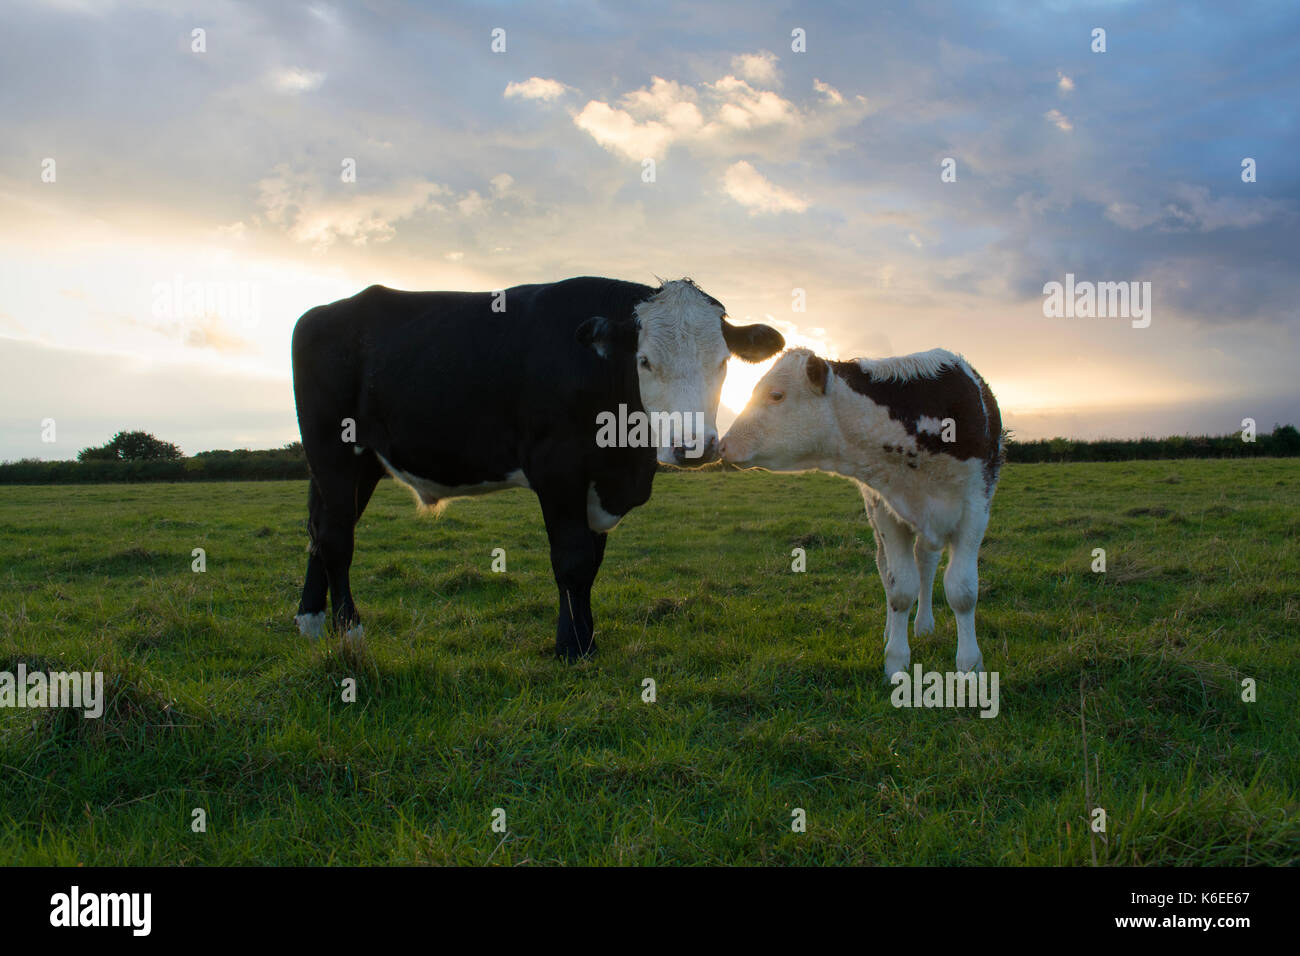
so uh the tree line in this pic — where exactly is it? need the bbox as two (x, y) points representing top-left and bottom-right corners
(0, 425), (1297, 484)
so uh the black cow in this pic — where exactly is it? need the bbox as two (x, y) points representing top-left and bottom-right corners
(291, 277), (782, 659)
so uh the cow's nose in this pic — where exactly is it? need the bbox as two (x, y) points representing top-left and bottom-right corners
(718, 437), (729, 459)
(672, 437), (719, 465)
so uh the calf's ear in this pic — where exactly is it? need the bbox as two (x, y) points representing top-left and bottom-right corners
(577, 315), (638, 359)
(723, 319), (784, 362)
(805, 353), (828, 395)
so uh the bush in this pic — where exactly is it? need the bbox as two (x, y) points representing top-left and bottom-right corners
(78, 430), (184, 463)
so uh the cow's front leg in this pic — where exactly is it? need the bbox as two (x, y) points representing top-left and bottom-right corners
(539, 491), (609, 660)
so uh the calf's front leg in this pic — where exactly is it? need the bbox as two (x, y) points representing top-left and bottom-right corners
(864, 493), (918, 679)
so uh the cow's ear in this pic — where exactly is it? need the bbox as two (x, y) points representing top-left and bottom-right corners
(723, 319), (784, 362)
(805, 353), (828, 395)
(576, 316), (638, 359)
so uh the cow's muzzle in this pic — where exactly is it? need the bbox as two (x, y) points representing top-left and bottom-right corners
(670, 436), (719, 466)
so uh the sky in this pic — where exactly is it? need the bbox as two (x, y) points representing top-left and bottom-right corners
(1, 0), (1297, 460)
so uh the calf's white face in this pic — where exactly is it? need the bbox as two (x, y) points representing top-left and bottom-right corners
(632, 280), (784, 465)
(720, 349), (836, 472)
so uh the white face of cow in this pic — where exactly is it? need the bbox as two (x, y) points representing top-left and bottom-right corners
(634, 281), (729, 465)
(577, 278), (784, 466)
(720, 349), (837, 472)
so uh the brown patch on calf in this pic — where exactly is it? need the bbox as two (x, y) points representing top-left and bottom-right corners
(805, 353), (829, 394)
(828, 358), (1003, 493)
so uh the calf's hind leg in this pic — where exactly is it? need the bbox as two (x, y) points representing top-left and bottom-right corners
(945, 506), (990, 673)
(913, 538), (941, 636)
(867, 511), (890, 646)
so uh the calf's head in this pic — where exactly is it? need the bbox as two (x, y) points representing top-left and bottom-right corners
(720, 348), (836, 472)
(579, 278), (783, 465)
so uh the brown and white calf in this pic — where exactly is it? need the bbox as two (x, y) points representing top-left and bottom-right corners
(719, 347), (1003, 678)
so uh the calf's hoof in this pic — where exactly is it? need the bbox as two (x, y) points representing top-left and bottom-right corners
(913, 612), (935, 636)
(883, 648), (910, 682)
(955, 651), (984, 674)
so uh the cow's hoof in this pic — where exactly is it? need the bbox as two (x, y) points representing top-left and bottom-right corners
(955, 652), (984, 674)
(342, 624), (366, 654)
(557, 642), (596, 662)
(913, 612), (935, 636)
(295, 611), (326, 639)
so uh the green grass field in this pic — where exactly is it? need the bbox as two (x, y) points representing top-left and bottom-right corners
(1, 459), (1296, 865)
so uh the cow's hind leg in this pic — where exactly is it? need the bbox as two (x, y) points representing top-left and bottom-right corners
(538, 487), (608, 661)
(295, 479), (329, 637)
(299, 452), (385, 642)
(945, 505), (990, 674)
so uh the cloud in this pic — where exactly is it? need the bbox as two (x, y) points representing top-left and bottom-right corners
(710, 75), (796, 129)
(255, 165), (448, 250)
(120, 312), (254, 355)
(1044, 108), (1072, 132)
(268, 68), (324, 94)
(1104, 184), (1293, 233)
(457, 190), (487, 216)
(182, 313), (254, 353)
(504, 77), (570, 101)
(1057, 71), (1074, 93)
(566, 69), (863, 161)
(573, 99), (680, 160)
(813, 78), (844, 104)
(722, 161), (808, 214)
(731, 50), (780, 87)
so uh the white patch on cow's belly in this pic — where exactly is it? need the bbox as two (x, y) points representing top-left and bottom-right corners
(587, 482), (624, 532)
(374, 452), (529, 506)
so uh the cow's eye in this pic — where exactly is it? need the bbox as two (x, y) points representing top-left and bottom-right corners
(638, 355), (652, 371)
(770, 390), (785, 403)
